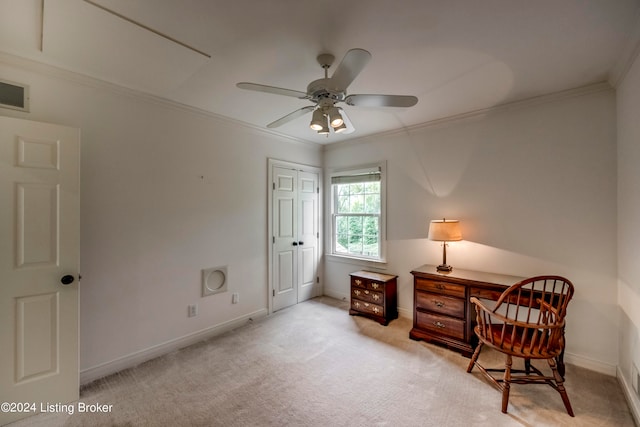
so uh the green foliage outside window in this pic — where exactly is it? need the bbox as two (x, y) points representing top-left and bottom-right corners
(334, 181), (381, 257)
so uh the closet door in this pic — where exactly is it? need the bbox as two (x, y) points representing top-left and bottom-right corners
(271, 164), (320, 312)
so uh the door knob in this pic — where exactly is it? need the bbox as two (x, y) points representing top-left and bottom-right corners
(60, 275), (75, 285)
(292, 242), (298, 246)
(298, 241), (304, 245)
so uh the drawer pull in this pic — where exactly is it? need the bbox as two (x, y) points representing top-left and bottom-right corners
(371, 282), (380, 290)
(434, 321), (446, 329)
(354, 289), (361, 296)
(434, 300), (445, 308)
(355, 279), (362, 286)
(435, 284), (445, 290)
(373, 294), (380, 301)
(364, 290), (370, 295)
(373, 307), (380, 314)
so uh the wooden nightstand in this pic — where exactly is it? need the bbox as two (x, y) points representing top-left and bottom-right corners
(349, 271), (398, 326)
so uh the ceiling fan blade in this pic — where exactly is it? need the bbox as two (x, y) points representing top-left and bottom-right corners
(237, 82), (308, 99)
(345, 94), (418, 108)
(267, 106), (315, 128)
(330, 48), (372, 91)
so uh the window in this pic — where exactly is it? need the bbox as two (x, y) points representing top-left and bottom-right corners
(330, 163), (385, 261)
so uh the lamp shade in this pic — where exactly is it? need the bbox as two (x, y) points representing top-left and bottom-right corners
(428, 219), (462, 242)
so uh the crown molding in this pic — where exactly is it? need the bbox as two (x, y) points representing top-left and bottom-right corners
(325, 81), (613, 152)
(0, 50), (321, 151)
(609, 6), (640, 88)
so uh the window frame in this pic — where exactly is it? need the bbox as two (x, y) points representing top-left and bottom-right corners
(328, 162), (387, 263)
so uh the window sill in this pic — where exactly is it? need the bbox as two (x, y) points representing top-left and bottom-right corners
(325, 253), (388, 269)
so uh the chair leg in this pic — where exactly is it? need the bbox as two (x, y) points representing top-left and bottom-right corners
(524, 358), (531, 375)
(502, 354), (512, 414)
(548, 357), (574, 417)
(467, 342), (483, 373)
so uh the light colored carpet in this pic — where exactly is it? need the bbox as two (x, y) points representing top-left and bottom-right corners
(8, 297), (635, 426)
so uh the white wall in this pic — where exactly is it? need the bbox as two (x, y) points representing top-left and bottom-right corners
(0, 56), (322, 381)
(324, 87), (618, 373)
(617, 47), (640, 418)
(0, 52), (622, 383)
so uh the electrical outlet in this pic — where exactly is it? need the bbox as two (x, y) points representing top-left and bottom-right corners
(188, 304), (198, 317)
(232, 292), (239, 304)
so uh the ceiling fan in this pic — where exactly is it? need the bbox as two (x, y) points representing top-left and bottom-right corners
(236, 48), (418, 135)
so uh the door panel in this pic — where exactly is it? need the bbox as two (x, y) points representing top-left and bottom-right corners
(16, 292), (59, 383)
(272, 167), (298, 311)
(297, 171), (318, 303)
(16, 183), (59, 267)
(277, 251), (294, 293)
(0, 116), (80, 425)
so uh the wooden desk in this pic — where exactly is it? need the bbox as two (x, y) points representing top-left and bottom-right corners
(410, 264), (525, 357)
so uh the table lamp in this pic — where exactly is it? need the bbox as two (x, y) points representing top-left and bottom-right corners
(428, 218), (462, 272)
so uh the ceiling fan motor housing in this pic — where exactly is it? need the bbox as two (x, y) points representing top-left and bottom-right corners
(307, 78), (345, 104)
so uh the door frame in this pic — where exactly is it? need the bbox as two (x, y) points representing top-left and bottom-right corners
(267, 158), (322, 314)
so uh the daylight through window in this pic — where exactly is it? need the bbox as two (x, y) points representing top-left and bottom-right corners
(331, 167), (384, 260)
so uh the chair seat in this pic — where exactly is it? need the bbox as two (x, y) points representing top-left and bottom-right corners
(474, 324), (563, 359)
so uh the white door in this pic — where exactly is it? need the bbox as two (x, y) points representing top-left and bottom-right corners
(0, 116), (80, 425)
(271, 163), (319, 312)
(272, 166), (298, 311)
(296, 171), (319, 303)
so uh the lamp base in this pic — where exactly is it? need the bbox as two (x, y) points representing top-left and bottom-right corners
(436, 264), (453, 272)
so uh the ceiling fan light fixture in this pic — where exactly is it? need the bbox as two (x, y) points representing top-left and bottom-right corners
(334, 122), (347, 133)
(317, 120), (330, 135)
(309, 108), (325, 131)
(328, 106), (343, 128)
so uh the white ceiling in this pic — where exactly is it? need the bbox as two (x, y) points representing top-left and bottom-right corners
(1, 0), (639, 144)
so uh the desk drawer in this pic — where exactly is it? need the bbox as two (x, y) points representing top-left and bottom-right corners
(415, 278), (465, 298)
(416, 311), (465, 340)
(416, 291), (464, 318)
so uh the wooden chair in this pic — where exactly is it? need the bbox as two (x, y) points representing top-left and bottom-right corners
(466, 275), (575, 416)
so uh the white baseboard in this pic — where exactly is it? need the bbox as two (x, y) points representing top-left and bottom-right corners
(618, 366), (640, 426)
(563, 351), (617, 376)
(80, 308), (268, 385)
(398, 306), (412, 320)
(323, 289), (349, 302)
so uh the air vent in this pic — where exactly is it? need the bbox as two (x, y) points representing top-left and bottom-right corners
(202, 266), (228, 297)
(0, 79), (29, 112)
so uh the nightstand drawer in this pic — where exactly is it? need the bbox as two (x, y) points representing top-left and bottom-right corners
(352, 299), (384, 317)
(415, 278), (465, 298)
(416, 291), (464, 318)
(351, 276), (385, 292)
(352, 287), (384, 304)
(416, 311), (465, 340)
